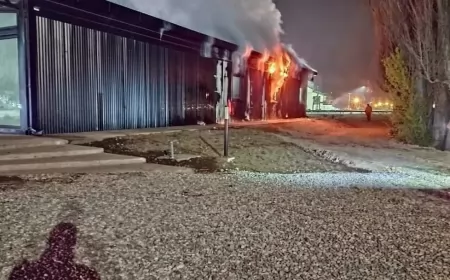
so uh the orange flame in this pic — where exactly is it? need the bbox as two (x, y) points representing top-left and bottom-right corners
(258, 50), (270, 71)
(257, 46), (293, 102)
(268, 62), (276, 74)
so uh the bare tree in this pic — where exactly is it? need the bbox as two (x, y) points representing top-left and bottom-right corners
(370, 0), (450, 149)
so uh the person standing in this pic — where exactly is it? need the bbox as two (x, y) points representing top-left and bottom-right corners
(365, 103), (373, 122)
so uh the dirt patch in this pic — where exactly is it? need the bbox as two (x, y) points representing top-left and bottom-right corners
(0, 176), (25, 192)
(86, 128), (359, 174)
(0, 175), (89, 192)
(87, 131), (220, 173)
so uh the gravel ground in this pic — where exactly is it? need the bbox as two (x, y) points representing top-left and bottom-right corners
(1, 172), (450, 279)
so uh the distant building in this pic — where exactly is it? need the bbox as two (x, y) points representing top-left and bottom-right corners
(306, 81), (338, 111)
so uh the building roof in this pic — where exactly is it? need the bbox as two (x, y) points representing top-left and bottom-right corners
(247, 51), (318, 78)
(32, 0), (237, 55)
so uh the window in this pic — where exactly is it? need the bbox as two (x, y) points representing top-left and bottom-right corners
(0, 11), (20, 127)
(0, 10), (16, 28)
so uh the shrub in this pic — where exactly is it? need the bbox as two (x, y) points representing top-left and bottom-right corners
(382, 48), (432, 146)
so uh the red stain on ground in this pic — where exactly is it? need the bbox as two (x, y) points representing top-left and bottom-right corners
(9, 223), (100, 280)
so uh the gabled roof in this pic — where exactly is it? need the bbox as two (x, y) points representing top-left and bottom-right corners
(247, 51), (318, 78)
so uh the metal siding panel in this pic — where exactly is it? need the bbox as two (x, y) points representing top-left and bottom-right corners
(148, 45), (158, 127)
(123, 38), (130, 128)
(161, 47), (169, 126)
(144, 43), (151, 127)
(136, 41), (146, 128)
(184, 54), (199, 124)
(35, 17), (99, 133)
(98, 31), (124, 131)
(198, 57), (217, 124)
(116, 36), (125, 130)
(147, 44), (168, 128)
(95, 31), (104, 131)
(250, 68), (263, 120)
(35, 16), (222, 133)
(68, 23), (97, 132)
(123, 38), (146, 129)
(87, 29), (99, 131)
(168, 49), (184, 126)
(36, 17), (63, 133)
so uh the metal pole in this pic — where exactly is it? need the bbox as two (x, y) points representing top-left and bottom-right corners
(224, 105), (229, 157)
(262, 73), (266, 120)
(169, 140), (175, 159)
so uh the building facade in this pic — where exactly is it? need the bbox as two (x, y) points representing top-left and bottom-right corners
(306, 81), (338, 111)
(0, 0), (236, 134)
(230, 51), (317, 120)
(0, 0), (316, 134)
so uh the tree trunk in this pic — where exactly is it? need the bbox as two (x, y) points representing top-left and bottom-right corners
(432, 91), (450, 150)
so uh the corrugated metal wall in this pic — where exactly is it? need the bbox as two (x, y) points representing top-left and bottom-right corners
(35, 16), (216, 133)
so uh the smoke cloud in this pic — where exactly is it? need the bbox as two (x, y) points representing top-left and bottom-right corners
(282, 43), (317, 73)
(109, 0), (315, 73)
(110, 0), (282, 52)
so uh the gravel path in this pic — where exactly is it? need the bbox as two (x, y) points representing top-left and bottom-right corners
(1, 172), (449, 279)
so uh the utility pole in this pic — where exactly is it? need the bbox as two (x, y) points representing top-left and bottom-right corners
(223, 104), (229, 157)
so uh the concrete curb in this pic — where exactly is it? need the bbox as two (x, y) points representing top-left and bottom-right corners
(0, 154), (146, 172)
(0, 145), (104, 161)
(1, 163), (195, 176)
(0, 137), (68, 150)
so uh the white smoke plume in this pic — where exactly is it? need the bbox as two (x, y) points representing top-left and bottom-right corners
(110, 0), (283, 52)
(109, 0), (316, 74)
(159, 21), (173, 40)
(282, 44), (317, 73)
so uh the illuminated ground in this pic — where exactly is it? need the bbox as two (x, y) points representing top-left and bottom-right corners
(1, 115), (449, 279)
(1, 173), (449, 279)
(89, 115), (450, 176)
(88, 126), (361, 173)
(270, 115), (450, 175)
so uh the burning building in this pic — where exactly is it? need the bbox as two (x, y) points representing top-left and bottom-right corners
(0, 0), (316, 134)
(231, 47), (317, 121)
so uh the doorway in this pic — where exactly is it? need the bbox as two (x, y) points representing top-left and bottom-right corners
(0, 8), (20, 128)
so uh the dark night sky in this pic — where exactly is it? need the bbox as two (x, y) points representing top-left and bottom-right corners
(277, 0), (375, 95)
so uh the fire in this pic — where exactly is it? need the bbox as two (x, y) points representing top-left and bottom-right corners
(258, 50), (270, 72)
(258, 46), (293, 102)
(268, 62), (276, 74)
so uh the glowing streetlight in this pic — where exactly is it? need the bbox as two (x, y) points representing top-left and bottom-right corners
(353, 97), (360, 104)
